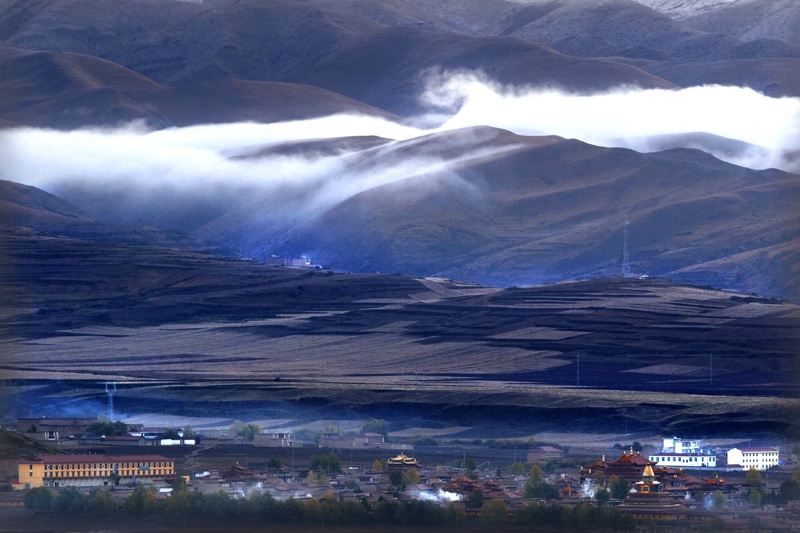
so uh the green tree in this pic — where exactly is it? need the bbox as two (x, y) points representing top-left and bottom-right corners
(609, 475), (629, 500)
(267, 458), (283, 470)
(712, 490), (727, 510)
(465, 458), (478, 479)
(388, 470), (403, 490)
(232, 420), (260, 441)
(339, 499), (369, 525)
(87, 489), (117, 515)
(87, 419), (115, 436)
(310, 452), (341, 473)
(745, 468), (762, 486)
(171, 476), (187, 492)
(24, 486), (53, 511)
(525, 478), (559, 499)
(594, 471), (606, 486)
(183, 425), (193, 438)
(372, 459), (384, 472)
(779, 480), (800, 502)
(374, 499), (396, 523)
(402, 469), (421, 485)
(481, 499), (508, 526)
(748, 489), (763, 507)
(631, 441), (643, 452)
(107, 471), (121, 486)
(467, 488), (485, 509)
(28, 424), (37, 434)
(510, 462), (526, 475)
(54, 487), (85, 512)
(529, 464), (543, 484)
(595, 487), (611, 505)
(361, 418), (389, 436)
(709, 515), (726, 530)
(164, 487), (191, 516)
(163, 428), (180, 439)
(445, 503), (467, 527)
(125, 483), (156, 513)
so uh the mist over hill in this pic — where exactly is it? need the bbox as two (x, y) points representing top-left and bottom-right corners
(0, 0), (798, 302)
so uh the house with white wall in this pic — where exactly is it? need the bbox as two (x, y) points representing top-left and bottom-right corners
(726, 447), (779, 471)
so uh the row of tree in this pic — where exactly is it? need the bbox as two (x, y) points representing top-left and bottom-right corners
(24, 482), (640, 530)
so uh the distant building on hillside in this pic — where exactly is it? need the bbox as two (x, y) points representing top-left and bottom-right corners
(527, 446), (564, 463)
(254, 431), (293, 447)
(319, 433), (411, 450)
(726, 447), (779, 471)
(263, 255), (319, 268)
(16, 417), (96, 441)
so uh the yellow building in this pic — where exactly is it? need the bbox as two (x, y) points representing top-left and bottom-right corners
(17, 454), (174, 490)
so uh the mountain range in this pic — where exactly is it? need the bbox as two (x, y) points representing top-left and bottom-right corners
(1, 0), (798, 302)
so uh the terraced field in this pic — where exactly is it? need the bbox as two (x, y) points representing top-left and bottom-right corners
(1, 228), (798, 438)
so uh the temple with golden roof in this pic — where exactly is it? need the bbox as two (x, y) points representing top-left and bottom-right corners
(387, 453), (418, 467)
(617, 464), (685, 520)
(582, 450), (658, 482)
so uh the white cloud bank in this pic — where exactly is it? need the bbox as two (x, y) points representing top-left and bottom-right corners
(421, 71), (800, 171)
(0, 72), (798, 241)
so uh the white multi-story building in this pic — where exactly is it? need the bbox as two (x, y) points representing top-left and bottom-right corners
(662, 437), (704, 454)
(726, 447), (780, 471)
(649, 452), (717, 468)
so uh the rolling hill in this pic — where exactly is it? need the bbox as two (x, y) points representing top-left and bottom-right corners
(0, 189), (798, 436)
(3, 0), (798, 125)
(37, 127), (800, 302)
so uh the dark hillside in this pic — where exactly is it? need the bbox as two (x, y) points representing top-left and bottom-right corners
(0, 220), (797, 437)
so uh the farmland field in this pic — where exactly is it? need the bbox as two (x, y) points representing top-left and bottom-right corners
(2, 228), (798, 439)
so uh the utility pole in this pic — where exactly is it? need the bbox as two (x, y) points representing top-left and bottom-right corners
(709, 353), (713, 386)
(576, 352), (580, 386)
(622, 216), (631, 278)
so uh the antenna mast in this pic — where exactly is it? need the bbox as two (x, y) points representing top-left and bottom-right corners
(104, 381), (117, 421)
(622, 216), (631, 278)
(709, 353), (713, 387)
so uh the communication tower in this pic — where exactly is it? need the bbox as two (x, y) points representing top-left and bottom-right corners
(622, 216), (632, 277)
(104, 381), (117, 421)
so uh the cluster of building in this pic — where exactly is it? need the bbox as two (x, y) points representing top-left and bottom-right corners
(262, 255), (321, 269)
(15, 417), (195, 446)
(646, 437), (780, 472)
(7, 418), (796, 528)
(581, 450), (799, 527)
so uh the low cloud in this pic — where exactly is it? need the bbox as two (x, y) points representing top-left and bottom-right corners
(1, 71), (797, 256)
(422, 70), (800, 171)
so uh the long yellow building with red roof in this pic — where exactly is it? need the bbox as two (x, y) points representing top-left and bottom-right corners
(17, 454), (174, 489)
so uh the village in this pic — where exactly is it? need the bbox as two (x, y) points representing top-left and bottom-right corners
(2, 417), (799, 530)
